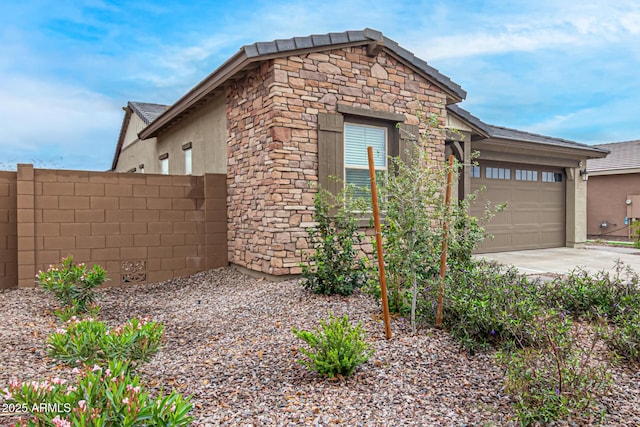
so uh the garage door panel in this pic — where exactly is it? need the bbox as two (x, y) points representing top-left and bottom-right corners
(490, 210), (513, 225)
(512, 210), (540, 225)
(482, 189), (510, 202)
(540, 210), (563, 224)
(471, 161), (565, 253)
(540, 188), (563, 203)
(512, 189), (540, 203)
(512, 232), (540, 247)
(541, 230), (564, 245)
(484, 232), (513, 250)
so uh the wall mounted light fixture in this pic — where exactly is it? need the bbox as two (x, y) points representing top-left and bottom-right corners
(580, 169), (589, 181)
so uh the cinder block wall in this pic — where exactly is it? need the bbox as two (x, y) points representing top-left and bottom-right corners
(0, 171), (17, 289)
(10, 164), (227, 288)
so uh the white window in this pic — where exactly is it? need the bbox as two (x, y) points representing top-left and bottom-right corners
(515, 169), (538, 181)
(486, 167), (511, 180)
(183, 145), (192, 175)
(542, 171), (563, 182)
(159, 154), (169, 175)
(470, 165), (480, 178)
(344, 123), (387, 198)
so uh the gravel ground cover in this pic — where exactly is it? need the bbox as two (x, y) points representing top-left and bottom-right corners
(1, 267), (639, 426)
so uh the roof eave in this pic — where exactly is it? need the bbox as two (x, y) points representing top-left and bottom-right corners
(446, 106), (490, 139)
(140, 30), (467, 138)
(485, 137), (610, 159)
(589, 167), (640, 176)
(139, 50), (250, 140)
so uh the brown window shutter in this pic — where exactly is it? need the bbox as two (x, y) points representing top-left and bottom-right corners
(317, 112), (344, 195)
(398, 123), (419, 165)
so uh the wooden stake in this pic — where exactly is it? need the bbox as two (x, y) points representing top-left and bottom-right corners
(368, 146), (392, 339)
(436, 155), (455, 328)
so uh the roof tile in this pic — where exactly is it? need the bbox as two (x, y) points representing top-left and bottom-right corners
(255, 41), (279, 55)
(329, 32), (350, 44)
(588, 140), (640, 172)
(128, 102), (168, 126)
(311, 34), (331, 46)
(447, 105), (609, 155)
(293, 36), (314, 49)
(276, 39), (296, 52)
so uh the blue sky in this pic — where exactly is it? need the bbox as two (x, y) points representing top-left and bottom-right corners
(1, 0), (639, 170)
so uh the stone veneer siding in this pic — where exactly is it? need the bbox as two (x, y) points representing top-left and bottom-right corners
(226, 46), (448, 275)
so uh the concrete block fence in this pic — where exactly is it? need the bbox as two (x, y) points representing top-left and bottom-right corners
(0, 164), (228, 288)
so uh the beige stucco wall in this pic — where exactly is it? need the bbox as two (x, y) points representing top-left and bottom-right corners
(115, 137), (158, 174)
(122, 113), (148, 150)
(155, 94), (227, 175)
(565, 164), (588, 247)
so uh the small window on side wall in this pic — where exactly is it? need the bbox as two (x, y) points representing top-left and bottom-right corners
(182, 142), (192, 175)
(470, 165), (480, 178)
(159, 153), (169, 175)
(344, 123), (387, 199)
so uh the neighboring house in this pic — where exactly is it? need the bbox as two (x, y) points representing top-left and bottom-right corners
(587, 140), (640, 239)
(112, 102), (168, 174)
(111, 28), (608, 276)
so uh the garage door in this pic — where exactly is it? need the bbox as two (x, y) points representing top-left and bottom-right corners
(470, 161), (565, 253)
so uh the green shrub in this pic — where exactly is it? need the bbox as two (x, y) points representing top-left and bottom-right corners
(4, 359), (193, 426)
(47, 317), (164, 368)
(292, 313), (374, 378)
(606, 311), (640, 361)
(496, 312), (611, 426)
(421, 260), (541, 354)
(541, 265), (640, 321)
(301, 187), (367, 296)
(36, 256), (107, 316)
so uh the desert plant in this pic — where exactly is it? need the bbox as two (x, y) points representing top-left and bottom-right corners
(47, 317), (163, 368)
(540, 261), (640, 321)
(292, 312), (374, 378)
(301, 185), (368, 296)
(3, 359), (193, 426)
(421, 260), (541, 354)
(631, 219), (640, 249)
(36, 256), (107, 316)
(496, 312), (612, 426)
(606, 311), (640, 361)
(369, 118), (504, 331)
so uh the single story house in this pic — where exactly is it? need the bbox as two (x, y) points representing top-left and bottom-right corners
(587, 140), (640, 239)
(111, 28), (608, 276)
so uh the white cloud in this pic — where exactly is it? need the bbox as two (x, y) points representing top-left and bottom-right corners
(417, 1), (640, 60)
(0, 76), (121, 170)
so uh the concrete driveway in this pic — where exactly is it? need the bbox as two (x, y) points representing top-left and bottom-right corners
(474, 246), (640, 276)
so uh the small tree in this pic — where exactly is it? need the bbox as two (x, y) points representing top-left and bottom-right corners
(301, 185), (368, 295)
(373, 115), (501, 332)
(375, 140), (450, 332)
